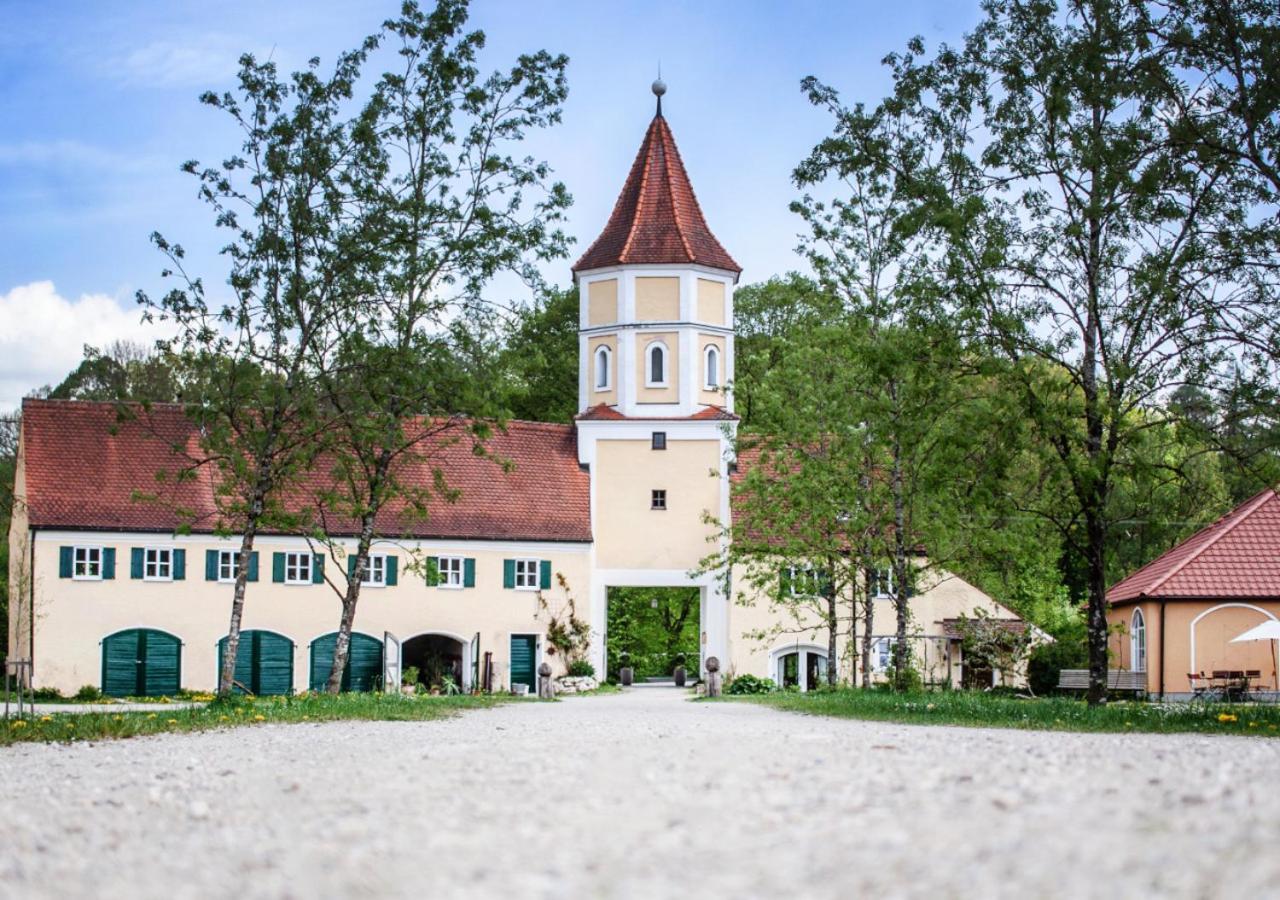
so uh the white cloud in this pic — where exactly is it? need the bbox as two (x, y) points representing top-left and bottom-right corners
(115, 35), (246, 88)
(0, 281), (173, 411)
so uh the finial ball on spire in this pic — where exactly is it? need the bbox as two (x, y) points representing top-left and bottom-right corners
(651, 77), (667, 97)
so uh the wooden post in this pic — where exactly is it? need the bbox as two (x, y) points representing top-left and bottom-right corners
(705, 656), (722, 698)
(538, 662), (554, 700)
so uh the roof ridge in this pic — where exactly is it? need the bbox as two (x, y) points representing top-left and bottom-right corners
(1139, 488), (1276, 596)
(659, 119), (697, 263)
(617, 119), (655, 264)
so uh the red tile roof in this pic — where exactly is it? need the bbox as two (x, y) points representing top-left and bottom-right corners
(572, 111), (740, 275)
(20, 399), (592, 542)
(1108, 488), (1280, 603)
(575, 403), (738, 422)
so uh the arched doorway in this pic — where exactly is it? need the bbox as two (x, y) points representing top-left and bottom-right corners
(101, 628), (182, 697)
(217, 630), (295, 695)
(401, 633), (470, 693)
(309, 632), (383, 692)
(770, 644), (829, 692)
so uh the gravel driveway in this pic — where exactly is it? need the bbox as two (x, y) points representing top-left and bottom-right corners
(1, 687), (1277, 899)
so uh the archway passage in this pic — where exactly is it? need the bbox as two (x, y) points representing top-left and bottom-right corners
(218, 630), (294, 696)
(309, 632), (383, 692)
(102, 628), (181, 697)
(401, 634), (466, 692)
(606, 586), (700, 682)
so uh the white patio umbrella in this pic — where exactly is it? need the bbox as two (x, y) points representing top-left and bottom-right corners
(1230, 620), (1280, 692)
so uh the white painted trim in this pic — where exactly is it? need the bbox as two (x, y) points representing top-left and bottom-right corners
(283, 550), (313, 586)
(400, 630), (473, 692)
(703, 343), (721, 390)
(142, 546), (176, 583)
(434, 555), (465, 589)
(512, 557), (541, 591)
(768, 642), (832, 692)
(644, 339), (670, 388)
(1189, 602), (1278, 675)
(574, 262), (740, 282)
(1130, 607), (1147, 672)
(71, 544), (104, 581)
(593, 344), (613, 392)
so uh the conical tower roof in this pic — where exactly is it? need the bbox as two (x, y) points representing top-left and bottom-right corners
(573, 108), (740, 276)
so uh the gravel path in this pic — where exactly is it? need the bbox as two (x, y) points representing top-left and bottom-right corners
(1, 688), (1277, 899)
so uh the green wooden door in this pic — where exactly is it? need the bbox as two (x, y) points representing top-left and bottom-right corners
(218, 631), (294, 696)
(102, 629), (181, 697)
(510, 634), (537, 691)
(309, 632), (383, 692)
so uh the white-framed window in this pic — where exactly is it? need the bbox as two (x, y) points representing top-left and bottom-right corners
(871, 567), (895, 599)
(217, 550), (240, 583)
(645, 340), (668, 387)
(73, 546), (103, 580)
(871, 637), (897, 672)
(438, 556), (464, 589)
(284, 551), (312, 585)
(703, 344), (720, 389)
(787, 566), (820, 597)
(144, 547), (173, 581)
(514, 558), (540, 590)
(361, 554), (387, 587)
(1130, 607), (1147, 672)
(594, 345), (612, 391)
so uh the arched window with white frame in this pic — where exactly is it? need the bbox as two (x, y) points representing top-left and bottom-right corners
(1130, 607), (1147, 672)
(594, 345), (611, 391)
(645, 340), (668, 387)
(703, 344), (720, 389)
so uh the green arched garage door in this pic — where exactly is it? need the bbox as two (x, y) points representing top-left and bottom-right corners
(101, 629), (182, 697)
(309, 632), (383, 692)
(217, 630), (295, 696)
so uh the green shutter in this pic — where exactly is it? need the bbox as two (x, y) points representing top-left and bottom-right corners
(272, 552), (285, 583)
(503, 559), (515, 589)
(425, 557), (440, 587)
(205, 550), (219, 581)
(59, 546), (73, 578)
(779, 566), (793, 598)
(312, 554), (325, 584)
(248, 551), (259, 582)
(130, 547), (144, 579)
(539, 560), (552, 590)
(173, 549), (186, 581)
(386, 556), (398, 587)
(463, 558), (476, 588)
(102, 547), (115, 580)
(347, 555), (358, 579)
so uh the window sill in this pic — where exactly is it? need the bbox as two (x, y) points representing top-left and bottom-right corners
(71, 575), (103, 582)
(437, 583), (465, 591)
(284, 580), (313, 586)
(143, 576), (174, 583)
(513, 585), (540, 592)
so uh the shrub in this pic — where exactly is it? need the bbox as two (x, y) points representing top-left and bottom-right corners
(725, 674), (777, 695)
(32, 686), (64, 701)
(567, 660), (595, 678)
(1027, 639), (1088, 696)
(74, 685), (103, 702)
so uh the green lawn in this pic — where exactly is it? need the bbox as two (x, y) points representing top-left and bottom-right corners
(1, 691), (505, 747)
(732, 688), (1280, 737)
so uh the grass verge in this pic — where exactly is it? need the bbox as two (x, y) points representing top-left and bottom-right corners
(1, 692), (506, 747)
(733, 688), (1280, 737)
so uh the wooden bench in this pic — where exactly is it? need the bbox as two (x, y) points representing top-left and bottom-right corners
(1057, 669), (1146, 694)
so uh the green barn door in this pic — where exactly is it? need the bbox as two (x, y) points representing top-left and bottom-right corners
(218, 631), (294, 696)
(102, 629), (181, 697)
(510, 635), (537, 691)
(309, 633), (384, 692)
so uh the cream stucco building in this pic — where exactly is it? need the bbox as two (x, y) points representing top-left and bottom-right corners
(7, 88), (1024, 697)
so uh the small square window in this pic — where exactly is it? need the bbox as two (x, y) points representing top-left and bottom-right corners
(73, 546), (103, 580)
(360, 554), (386, 586)
(514, 558), (540, 590)
(651, 489), (667, 510)
(438, 556), (464, 588)
(217, 550), (240, 583)
(285, 551), (313, 585)
(144, 547), (173, 581)
(652, 432), (667, 450)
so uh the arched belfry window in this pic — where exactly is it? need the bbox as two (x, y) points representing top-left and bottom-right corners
(1130, 608), (1146, 672)
(704, 344), (720, 389)
(646, 340), (668, 387)
(594, 345), (611, 391)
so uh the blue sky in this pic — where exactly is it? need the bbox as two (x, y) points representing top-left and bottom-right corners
(0, 0), (980, 408)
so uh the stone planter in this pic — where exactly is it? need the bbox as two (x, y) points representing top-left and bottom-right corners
(619, 666), (634, 686)
(554, 675), (599, 695)
(673, 666), (687, 687)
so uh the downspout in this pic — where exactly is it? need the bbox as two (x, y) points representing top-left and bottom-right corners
(1158, 599), (1166, 701)
(28, 530), (35, 684)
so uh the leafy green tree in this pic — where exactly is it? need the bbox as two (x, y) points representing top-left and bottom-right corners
(48, 341), (182, 403)
(816, 1), (1277, 702)
(605, 587), (700, 679)
(499, 285), (579, 423)
(313, 0), (570, 692)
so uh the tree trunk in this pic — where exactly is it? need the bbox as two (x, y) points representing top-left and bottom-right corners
(218, 477), (268, 696)
(826, 567), (838, 688)
(325, 515), (374, 694)
(861, 559), (874, 690)
(891, 429), (910, 692)
(1085, 508), (1110, 705)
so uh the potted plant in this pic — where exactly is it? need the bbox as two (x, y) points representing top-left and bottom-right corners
(672, 652), (688, 688)
(619, 651), (634, 687)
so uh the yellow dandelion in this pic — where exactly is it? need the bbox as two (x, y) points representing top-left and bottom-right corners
(147, 713), (157, 720)
(1249, 722), (1258, 728)
(40, 716), (52, 723)
(166, 719), (178, 726)
(1217, 713), (1238, 723)
(219, 715), (229, 722)
(10, 720), (27, 729)
(253, 714), (265, 722)
(112, 715), (123, 722)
